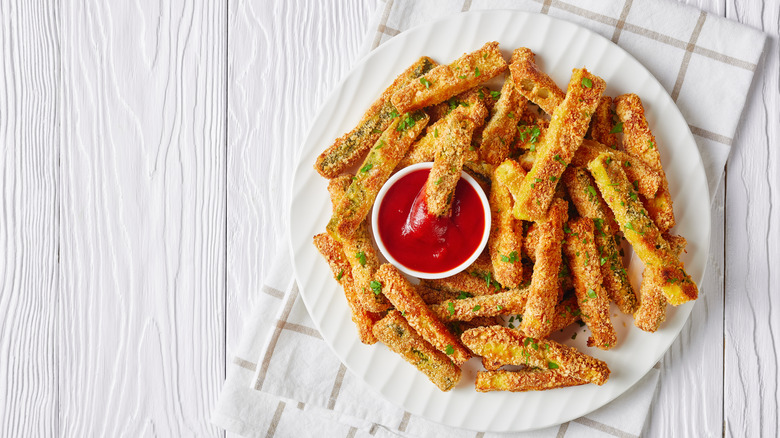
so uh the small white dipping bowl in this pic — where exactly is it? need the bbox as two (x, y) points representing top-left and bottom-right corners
(371, 162), (491, 279)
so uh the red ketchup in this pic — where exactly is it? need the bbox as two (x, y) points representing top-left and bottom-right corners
(376, 168), (485, 274)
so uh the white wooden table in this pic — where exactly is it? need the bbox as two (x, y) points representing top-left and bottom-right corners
(1, 0), (777, 436)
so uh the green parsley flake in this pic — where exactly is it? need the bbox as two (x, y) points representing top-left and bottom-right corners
(370, 280), (382, 296)
(548, 361), (559, 369)
(336, 270), (344, 281)
(474, 67), (481, 77)
(447, 301), (455, 316)
(490, 90), (501, 99)
(355, 251), (366, 266)
(375, 139), (385, 149)
(500, 251), (518, 263)
(550, 175), (557, 182)
(610, 122), (623, 134)
(497, 305), (504, 311)
(581, 77), (593, 88)
(457, 291), (473, 300)
(445, 344), (454, 355)
(360, 163), (373, 173)
(472, 305), (481, 312)
(419, 77), (432, 89)
(587, 288), (597, 299)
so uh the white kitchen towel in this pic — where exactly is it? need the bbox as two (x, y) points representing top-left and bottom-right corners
(213, 0), (766, 437)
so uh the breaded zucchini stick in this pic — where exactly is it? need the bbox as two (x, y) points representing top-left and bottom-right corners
(494, 158), (528, 206)
(376, 264), (472, 365)
(479, 74), (528, 165)
(588, 153), (697, 305)
(424, 102), (487, 216)
(572, 139), (661, 199)
(398, 88), (488, 169)
(521, 198), (568, 339)
(391, 41), (507, 113)
(514, 118), (547, 152)
(512, 69), (605, 221)
(315, 57), (436, 178)
(430, 287), (529, 322)
(476, 369), (587, 392)
(508, 47), (565, 115)
(635, 235), (687, 332)
(461, 326), (610, 385)
(419, 264), (503, 298)
(563, 218), (617, 350)
(313, 233), (379, 344)
(588, 96), (618, 149)
(615, 93), (675, 231)
(373, 311), (461, 391)
(489, 162), (524, 288)
(327, 111), (429, 240)
(563, 167), (638, 314)
(342, 222), (391, 313)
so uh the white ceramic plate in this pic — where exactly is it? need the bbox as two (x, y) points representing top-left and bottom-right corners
(289, 10), (710, 432)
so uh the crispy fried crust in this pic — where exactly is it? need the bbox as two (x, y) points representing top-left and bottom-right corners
(313, 233), (379, 344)
(635, 235), (687, 332)
(513, 69), (605, 221)
(391, 42), (507, 113)
(425, 103), (487, 216)
(327, 112), (429, 240)
(489, 164), (524, 288)
(479, 75), (528, 165)
(430, 287), (529, 322)
(419, 268), (503, 298)
(461, 325), (610, 385)
(549, 294), (583, 333)
(376, 264), (472, 365)
(614, 93), (675, 231)
(476, 369), (587, 392)
(588, 153), (697, 305)
(563, 167), (639, 314)
(572, 139), (661, 199)
(494, 159), (528, 211)
(509, 48), (565, 115)
(373, 311), (461, 391)
(521, 198), (568, 339)
(315, 57), (436, 178)
(563, 218), (617, 350)
(588, 96), (618, 149)
(341, 221), (391, 313)
(398, 88), (488, 169)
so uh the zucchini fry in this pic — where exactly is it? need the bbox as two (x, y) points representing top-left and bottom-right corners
(563, 218), (617, 350)
(635, 235), (687, 332)
(476, 369), (587, 392)
(563, 167), (638, 314)
(315, 57), (436, 178)
(479, 74), (528, 165)
(512, 69), (605, 221)
(508, 47), (565, 115)
(376, 264), (472, 365)
(572, 139), (661, 199)
(521, 198), (568, 339)
(341, 221), (391, 313)
(327, 111), (429, 240)
(588, 153), (697, 305)
(391, 41), (507, 113)
(313, 233), (379, 344)
(373, 311), (461, 391)
(615, 93), (675, 231)
(430, 287), (529, 322)
(425, 102), (487, 216)
(461, 325), (610, 385)
(588, 96), (618, 149)
(489, 163), (524, 288)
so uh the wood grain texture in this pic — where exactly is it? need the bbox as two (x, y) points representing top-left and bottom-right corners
(59, 1), (225, 436)
(723, 1), (780, 437)
(226, 0), (374, 352)
(0, 0), (59, 435)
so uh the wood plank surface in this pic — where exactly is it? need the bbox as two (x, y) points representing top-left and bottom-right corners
(59, 1), (225, 436)
(723, 1), (780, 437)
(0, 0), (59, 435)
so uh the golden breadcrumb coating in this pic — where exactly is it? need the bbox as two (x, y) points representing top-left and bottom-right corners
(513, 68), (605, 222)
(476, 368), (587, 392)
(521, 198), (568, 339)
(587, 96), (618, 149)
(430, 287), (529, 322)
(376, 264), (472, 365)
(373, 311), (461, 391)
(634, 235), (687, 332)
(391, 41), (507, 113)
(563, 218), (617, 350)
(479, 74), (528, 165)
(313, 233), (380, 344)
(572, 139), (661, 199)
(614, 93), (675, 231)
(509, 47), (565, 115)
(489, 163), (524, 288)
(327, 112), (429, 240)
(316, 57), (436, 178)
(461, 325), (610, 385)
